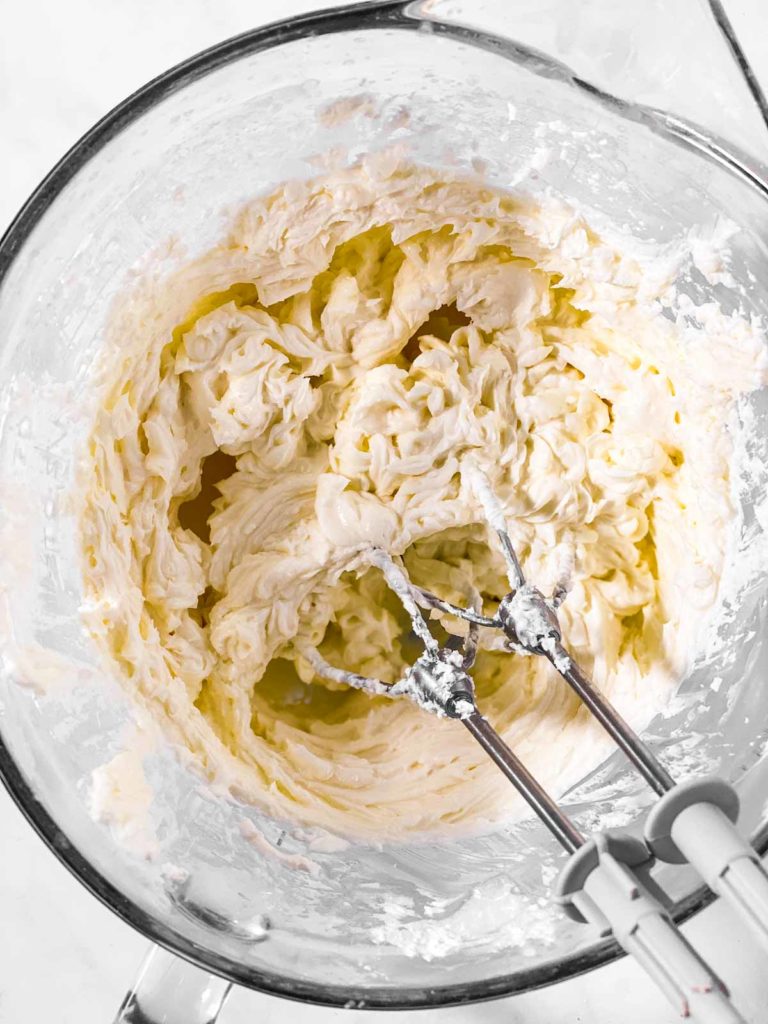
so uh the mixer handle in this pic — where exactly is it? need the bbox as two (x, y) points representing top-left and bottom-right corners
(556, 832), (747, 1024)
(646, 777), (768, 950)
(114, 944), (231, 1024)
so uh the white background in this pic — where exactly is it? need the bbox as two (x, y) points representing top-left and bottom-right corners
(2, 1), (768, 1022)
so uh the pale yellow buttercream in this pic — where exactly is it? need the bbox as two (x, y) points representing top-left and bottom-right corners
(79, 162), (766, 838)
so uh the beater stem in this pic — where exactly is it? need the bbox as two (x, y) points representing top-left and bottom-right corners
(547, 641), (676, 797)
(463, 712), (584, 854)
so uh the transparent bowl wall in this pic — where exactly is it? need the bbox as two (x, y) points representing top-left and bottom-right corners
(1, 4), (768, 1010)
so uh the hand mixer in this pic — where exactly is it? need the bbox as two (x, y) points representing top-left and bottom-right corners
(305, 465), (768, 1024)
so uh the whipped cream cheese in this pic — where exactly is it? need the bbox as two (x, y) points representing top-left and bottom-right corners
(79, 162), (767, 838)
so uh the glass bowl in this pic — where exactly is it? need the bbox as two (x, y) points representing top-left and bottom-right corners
(1, 1), (768, 1019)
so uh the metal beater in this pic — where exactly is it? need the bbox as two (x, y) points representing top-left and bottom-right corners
(305, 466), (768, 1024)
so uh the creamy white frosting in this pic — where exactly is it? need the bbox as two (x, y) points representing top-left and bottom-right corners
(79, 162), (767, 839)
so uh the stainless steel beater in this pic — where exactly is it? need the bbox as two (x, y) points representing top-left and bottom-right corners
(305, 467), (768, 1024)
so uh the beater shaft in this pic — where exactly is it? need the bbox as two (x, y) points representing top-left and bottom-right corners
(463, 712), (583, 853)
(546, 640), (675, 796)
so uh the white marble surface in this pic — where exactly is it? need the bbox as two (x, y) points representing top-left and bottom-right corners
(2, 1), (768, 1022)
